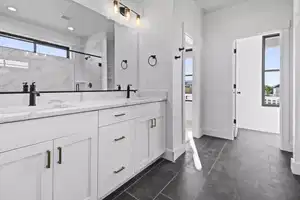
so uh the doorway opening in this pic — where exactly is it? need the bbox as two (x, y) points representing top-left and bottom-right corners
(233, 32), (283, 147)
(183, 33), (194, 142)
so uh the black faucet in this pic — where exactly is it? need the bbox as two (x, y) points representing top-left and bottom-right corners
(127, 84), (132, 99)
(117, 85), (121, 91)
(29, 82), (40, 106)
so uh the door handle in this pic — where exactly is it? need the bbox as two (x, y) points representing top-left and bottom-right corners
(175, 56), (181, 60)
(237, 92), (241, 94)
(57, 147), (62, 164)
(114, 113), (126, 117)
(46, 150), (51, 169)
(114, 136), (126, 142)
(153, 118), (157, 128)
(114, 166), (125, 174)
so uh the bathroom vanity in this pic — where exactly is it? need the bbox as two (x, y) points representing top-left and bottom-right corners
(0, 96), (166, 200)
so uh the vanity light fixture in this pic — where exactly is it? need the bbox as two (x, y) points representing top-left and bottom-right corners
(125, 8), (130, 20)
(113, 0), (119, 14)
(68, 26), (74, 31)
(136, 15), (141, 25)
(113, 0), (141, 25)
(7, 6), (17, 12)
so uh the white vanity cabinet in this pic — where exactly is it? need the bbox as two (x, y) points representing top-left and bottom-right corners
(0, 141), (53, 200)
(0, 112), (98, 200)
(98, 121), (135, 198)
(98, 101), (166, 199)
(0, 100), (166, 200)
(149, 116), (165, 162)
(134, 116), (166, 173)
(53, 133), (97, 200)
(134, 117), (152, 171)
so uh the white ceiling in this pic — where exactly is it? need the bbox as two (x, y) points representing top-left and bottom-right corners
(124, 0), (293, 13)
(120, 0), (249, 12)
(0, 0), (114, 37)
(198, 0), (248, 12)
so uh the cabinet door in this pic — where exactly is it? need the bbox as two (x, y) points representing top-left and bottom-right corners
(53, 133), (97, 200)
(0, 142), (53, 200)
(134, 117), (151, 172)
(150, 117), (165, 161)
(98, 121), (134, 198)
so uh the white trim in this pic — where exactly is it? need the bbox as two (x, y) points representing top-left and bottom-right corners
(174, 144), (186, 161)
(291, 158), (300, 175)
(280, 28), (293, 152)
(202, 128), (234, 140)
(163, 144), (186, 162)
(163, 148), (174, 162)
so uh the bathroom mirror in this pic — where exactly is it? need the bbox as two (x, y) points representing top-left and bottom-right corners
(0, 0), (116, 92)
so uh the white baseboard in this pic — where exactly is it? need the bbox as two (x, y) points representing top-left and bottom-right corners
(202, 128), (234, 140)
(174, 144), (186, 160)
(193, 128), (203, 139)
(163, 144), (186, 163)
(163, 148), (174, 162)
(291, 158), (300, 175)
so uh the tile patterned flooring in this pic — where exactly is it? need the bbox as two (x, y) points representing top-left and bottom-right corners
(104, 130), (300, 200)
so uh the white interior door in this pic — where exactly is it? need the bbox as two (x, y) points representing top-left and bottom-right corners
(236, 36), (262, 130)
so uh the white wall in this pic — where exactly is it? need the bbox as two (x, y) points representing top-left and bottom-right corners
(114, 24), (138, 89)
(202, 0), (292, 139)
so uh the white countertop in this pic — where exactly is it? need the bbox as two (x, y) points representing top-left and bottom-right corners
(0, 97), (166, 124)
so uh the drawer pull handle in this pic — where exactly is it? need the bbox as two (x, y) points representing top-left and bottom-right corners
(46, 150), (51, 169)
(57, 147), (62, 164)
(114, 166), (125, 174)
(114, 136), (126, 142)
(114, 113), (126, 117)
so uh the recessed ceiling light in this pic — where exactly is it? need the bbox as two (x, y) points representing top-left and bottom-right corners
(68, 27), (74, 31)
(7, 6), (17, 12)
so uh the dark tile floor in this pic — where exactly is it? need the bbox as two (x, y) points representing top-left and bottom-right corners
(104, 130), (300, 200)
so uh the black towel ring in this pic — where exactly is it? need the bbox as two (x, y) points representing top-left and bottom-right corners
(121, 60), (128, 70)
(148, 55), (157, 67)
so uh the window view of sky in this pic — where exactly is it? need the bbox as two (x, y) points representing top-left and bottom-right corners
(185, 58), (193, 75)
(0, 36), (34, 52)
(0, 36), (68, 58)
(265, 46), (280, 87)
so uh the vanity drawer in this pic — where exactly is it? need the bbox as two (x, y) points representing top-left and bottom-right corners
(98, 107), (133, 127)
(98, 121), (134, 198)
(133, 102), (165, 118)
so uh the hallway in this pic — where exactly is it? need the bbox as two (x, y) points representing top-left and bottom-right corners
(105, 130), (300, 200)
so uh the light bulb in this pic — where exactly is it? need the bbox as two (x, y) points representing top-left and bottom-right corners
(113, 0), (119, 14)
(125, 8), (130, 20)
(136, 15), (141, 25)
